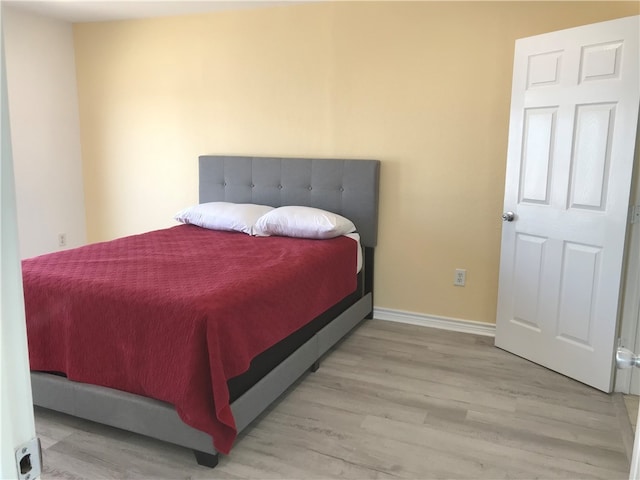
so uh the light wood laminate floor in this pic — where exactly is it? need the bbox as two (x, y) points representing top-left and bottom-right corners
(35, 320), (632, 479)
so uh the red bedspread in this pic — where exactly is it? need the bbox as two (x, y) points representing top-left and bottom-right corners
(23, 225), (357, 454)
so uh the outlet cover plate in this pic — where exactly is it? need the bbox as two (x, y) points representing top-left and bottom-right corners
(454, 269), (466, 286)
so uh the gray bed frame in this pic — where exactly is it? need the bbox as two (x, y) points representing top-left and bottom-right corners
(30, 156), (380, 468)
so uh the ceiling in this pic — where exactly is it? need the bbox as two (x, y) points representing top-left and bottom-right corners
(2, 0), (302, 23)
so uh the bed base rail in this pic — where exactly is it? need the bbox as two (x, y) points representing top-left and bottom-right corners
(31, 293), (372, 467)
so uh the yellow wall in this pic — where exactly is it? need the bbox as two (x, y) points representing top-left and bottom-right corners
(74, 1), (639, 324)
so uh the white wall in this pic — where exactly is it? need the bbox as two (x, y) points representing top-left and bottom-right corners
(4, 7), (86, 258)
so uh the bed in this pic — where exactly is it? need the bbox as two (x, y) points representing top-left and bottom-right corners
(27, 155), (380, 468)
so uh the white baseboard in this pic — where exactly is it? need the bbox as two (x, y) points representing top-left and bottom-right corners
(373, 307), (495, 337)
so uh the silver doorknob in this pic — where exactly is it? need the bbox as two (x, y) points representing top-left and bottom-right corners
(616, 347), (640, 369)
(502, 211), (515, 222)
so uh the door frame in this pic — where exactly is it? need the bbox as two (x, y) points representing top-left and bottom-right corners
(615, 131), (640, 394)
(0, 19), (38, 480)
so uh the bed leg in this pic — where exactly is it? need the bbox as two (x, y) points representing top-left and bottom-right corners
(310, 360), (320, 372)
(364, 247), (375, 319)
(193, 450), (219, 468)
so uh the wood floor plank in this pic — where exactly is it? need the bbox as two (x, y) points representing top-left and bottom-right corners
(360, 414), (623, 479)
(35, 320), (632, 479)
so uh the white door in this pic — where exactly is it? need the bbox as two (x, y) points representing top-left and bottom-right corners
(495, 16), (640, 392)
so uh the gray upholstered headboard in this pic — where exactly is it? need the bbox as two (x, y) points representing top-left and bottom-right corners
(199, 156), (380, 247)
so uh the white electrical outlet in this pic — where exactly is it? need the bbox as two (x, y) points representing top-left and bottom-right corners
(58, 233), (67, 247)
(454, 268), (466, 286)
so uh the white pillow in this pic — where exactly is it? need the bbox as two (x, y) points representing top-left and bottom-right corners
(174, 202), (274, 235)
(255, 206), (356, 239)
